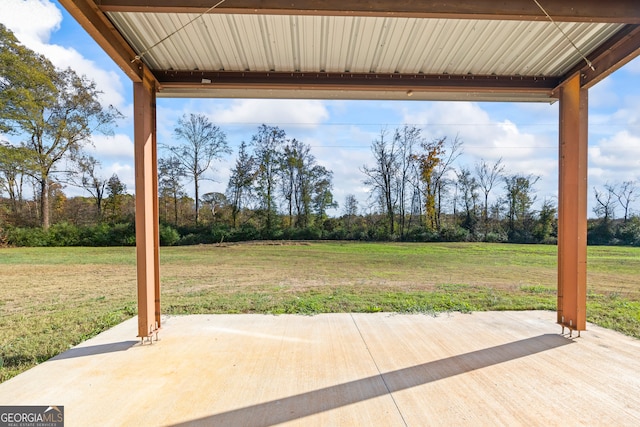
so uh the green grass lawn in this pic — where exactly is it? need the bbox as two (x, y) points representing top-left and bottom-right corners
(1, 242), (639, 382)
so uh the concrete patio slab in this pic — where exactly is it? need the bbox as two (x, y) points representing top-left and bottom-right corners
(1, 311), (639, 426)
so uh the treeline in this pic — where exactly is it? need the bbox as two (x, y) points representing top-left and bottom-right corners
(2, 119), (639, 246)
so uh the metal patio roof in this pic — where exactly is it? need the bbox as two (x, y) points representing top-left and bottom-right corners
(61, 1), (640, 102)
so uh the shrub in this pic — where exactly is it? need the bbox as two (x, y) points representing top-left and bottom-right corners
(159, 224), (180, 246)
(80, 223), (111, 246)
(588, 222), (616, 245)
(107, 223), (136, 246)
(282, 226), (323, 240)
(47, 222), (81, 246)
(177, 233), (200, 246)
(210, 224), (231, 243)
(439, 226), (470, 242)
(6, 227), (48, 247)
(484, 231), (508, 243)
(229, 224), (261, 242)
(616, 217), (640, 246)
(0, 225), (8, 247)
(404, 227), (439, 242)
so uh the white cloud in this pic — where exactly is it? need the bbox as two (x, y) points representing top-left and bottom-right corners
(37, 43), (126, 109)
(86, 134), (135, 161)
(588, 131), (640, 215)
(0, 0), (126, 110)
(402, 102), (556, 174)
(590, 131), (640, 171)
(104, 162), (135, 194)
(0, 0), (61, 45)
(209, 99), (330, 127)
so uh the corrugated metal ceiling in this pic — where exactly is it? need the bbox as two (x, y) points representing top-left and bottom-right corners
(107, 12), (622, 77)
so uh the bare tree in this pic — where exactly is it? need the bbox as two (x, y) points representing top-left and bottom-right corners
(475, 158), (504, 235)
(607, 181), (637, 223)
(167, 113), (231, 224)
(394, 125), (422, 238)
(69, 155), (108, 220)
(361, 129), (399, 235)
(593, 185), (617, 223)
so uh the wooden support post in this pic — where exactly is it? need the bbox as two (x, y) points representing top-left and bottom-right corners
(557, 74), (588, 332)
(134, 77), (161, 338)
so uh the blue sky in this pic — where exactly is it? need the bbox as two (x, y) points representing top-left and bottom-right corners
(2, 0), (640, 217)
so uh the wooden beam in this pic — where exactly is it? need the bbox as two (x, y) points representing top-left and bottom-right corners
(557, 74), (588, 333)
(133, 76), (161, 339)
(581, 25), (640, 89)
(558, 25), (640, 91)
(157, 71), (559, 96)
(58, 0), (157, 84)
(98, 0), (640, 23)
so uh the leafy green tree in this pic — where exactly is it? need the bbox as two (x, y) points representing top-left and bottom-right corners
(281, 138), (308, 227)
(0, 142), (33, 221)
(534, 199), (557, 243)
(312, 165), (337, 222)
(167, 113), (231, 224)
(281, 138), (332, 229)
(414, 136), (462, 231)
(456, 166), (480, 236)
(158, 155), (186, 226)
(104, 174), (127, 222)
(1, 24), (121, 229)
(226, 141), (256, 228)
(252, 125), (286, 233)
(503, 173), (539, 242)
(0, 24), (56, 134)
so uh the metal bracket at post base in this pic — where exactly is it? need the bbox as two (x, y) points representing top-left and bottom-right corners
(138, 322), (161, 345)
(558, 316), (583, 338)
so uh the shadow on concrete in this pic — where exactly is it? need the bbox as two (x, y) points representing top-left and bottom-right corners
(170, 334), (573, 427)
(51, 341), (139, 361)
